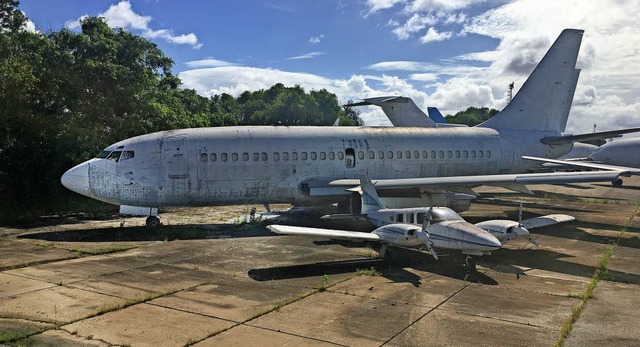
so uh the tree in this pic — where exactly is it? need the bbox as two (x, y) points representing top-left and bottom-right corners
(445, 106), (499, 126)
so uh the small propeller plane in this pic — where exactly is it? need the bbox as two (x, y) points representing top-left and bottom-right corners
(268, 177), (575, 271)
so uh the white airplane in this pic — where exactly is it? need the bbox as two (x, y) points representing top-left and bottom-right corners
(269, 177), (574, 270)
(61, 29), (637, 227)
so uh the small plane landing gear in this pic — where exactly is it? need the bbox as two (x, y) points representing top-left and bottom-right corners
(612, 178), (623, 187)
(464, 255), (477, 272)
(145, 216), (161, 227)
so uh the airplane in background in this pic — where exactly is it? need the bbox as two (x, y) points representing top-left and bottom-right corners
(61, 29), (640, 227)
(349, 96), (465, 128)
(269, 177), (575, 271)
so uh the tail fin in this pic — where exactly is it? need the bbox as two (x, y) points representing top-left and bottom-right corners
(427, 107), (448, 124)
(480, 29), (584, 132)
(351, 96), (436, 127)
(359, 175), (384, 212)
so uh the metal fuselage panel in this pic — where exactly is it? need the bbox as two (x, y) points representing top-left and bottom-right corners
(90, 126), (569, 207)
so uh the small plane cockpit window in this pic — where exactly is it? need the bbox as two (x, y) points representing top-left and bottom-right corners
(430, 208), (463, 222)
(407, 229), (415, 236)
(107, 151), (122, 162)
(96, 150), (111, 159)
(416, 212), (426, 224)
(395, 214), (404, 223)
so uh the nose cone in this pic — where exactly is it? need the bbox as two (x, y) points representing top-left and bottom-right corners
(474, 229), (502, 250)
(453, 222), (503, 251)
(61, 162), (91, 197)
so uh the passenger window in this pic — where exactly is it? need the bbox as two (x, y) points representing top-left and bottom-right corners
(242, 152), (249, 161)
(358, 151), (364, 160)
(283, 152), (289, 161)
(369, 151), (375, 159)
(388, 151), (393, 159)
(253, 153), (260, 161)
(471, 150), (476, 158)
(338, 151), (344, 160)
(379, 151), (384, 159)
(422, 151), (428, 158)
(417, 212), (426, 224)
(463, 150), (468, 158)
(121, 151), (135, 161)
(396, 214), (404, 222)
(302, 152), (308, 160)
(479, 150), (484, 158)
(447, 151), (452, 158)
(405, 151), (411, 159)
(487, 150), (491, 158)
(455, 150), (460, 158)
(210, 153), (217, 162)
(292, 152), (298, 160)
(221, 153), (228, 162)
(274, 152), (280, 161)
(414, 151), (420, 159)
(262, 152), (268, 161)
(431, 151), (436, 158)
(407, 213), (414, 224)
(311, 152), (317, 160)
(320, 152), (326, 160)
(107, 151), (122, 162)
(439, 151), (444, 158)
(329, 152), (335, 160)
(397, 151), (402, 159)
(200, 153), (208, 162)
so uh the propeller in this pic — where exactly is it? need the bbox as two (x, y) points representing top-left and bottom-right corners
(422, 207), (438, 260)
(514, 202), (539, 246)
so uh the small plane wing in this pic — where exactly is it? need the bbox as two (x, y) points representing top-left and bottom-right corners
(522, 214), (575, 229)
(523, 156), (640, 175)
(267, 225), (383, 241)
(328, 170), (623, 190)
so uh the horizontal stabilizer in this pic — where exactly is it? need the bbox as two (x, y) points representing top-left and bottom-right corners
(522, 156), (640, 175)
(540, 127), (640, 145)
(267, 225), (382, 241)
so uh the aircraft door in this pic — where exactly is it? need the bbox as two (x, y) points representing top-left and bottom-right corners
(163, 136), (189, 179)
(498, 137), (515, 172)
(345, 148), (356, 168)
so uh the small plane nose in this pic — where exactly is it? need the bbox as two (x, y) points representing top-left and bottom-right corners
(61, 162), (91, 196)
(479, 232), (502, 250)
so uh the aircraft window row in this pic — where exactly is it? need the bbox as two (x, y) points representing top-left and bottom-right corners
(200, 149), (491, 163)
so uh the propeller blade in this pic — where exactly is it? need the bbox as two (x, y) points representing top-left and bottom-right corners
(518, 202), (523, 227)
(424, 240), (438, 260)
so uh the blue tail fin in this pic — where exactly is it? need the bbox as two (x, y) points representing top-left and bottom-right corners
(359, 175), (384, 212)
(427, 107), (447, 124)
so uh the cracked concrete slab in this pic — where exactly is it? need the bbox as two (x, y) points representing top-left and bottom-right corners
(194, 324), (340, 346)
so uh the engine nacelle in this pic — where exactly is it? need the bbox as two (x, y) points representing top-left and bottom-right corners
(372, 224), (427, 247)
(475, 220), (521, 243)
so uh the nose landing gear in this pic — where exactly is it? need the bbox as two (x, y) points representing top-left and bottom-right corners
(464, 255), (477, 272)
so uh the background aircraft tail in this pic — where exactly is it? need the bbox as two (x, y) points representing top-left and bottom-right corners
(480, 29), (584, 133)
(427, 107), (448, 124)
(350, 96), (437, 127)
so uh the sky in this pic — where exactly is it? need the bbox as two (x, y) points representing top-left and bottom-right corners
(19, 0), (640, 133)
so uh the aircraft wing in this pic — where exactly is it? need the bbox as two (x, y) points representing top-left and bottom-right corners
(267, 225), (383, 242)
(328, 170), (623, 190)
(521, 214), (575, 229)
(540, 128), (640, 145)
(523, 156), (640, 175)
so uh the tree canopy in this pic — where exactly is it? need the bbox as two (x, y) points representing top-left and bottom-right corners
(0, 1), (356, 220)
(445, 106), (499, 126)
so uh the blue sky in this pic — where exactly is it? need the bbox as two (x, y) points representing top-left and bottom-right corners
(19, 1), (640, 133)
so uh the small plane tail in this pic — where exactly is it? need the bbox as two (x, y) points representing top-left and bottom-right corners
(480, 29), (584, 133)
(427, 107), (447, 124)
(359, 175), (385, 212)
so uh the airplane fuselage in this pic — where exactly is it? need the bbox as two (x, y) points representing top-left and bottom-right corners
(63, 126), (570, 208)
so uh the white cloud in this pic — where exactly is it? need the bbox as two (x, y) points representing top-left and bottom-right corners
(391, 13), (438, 40)
(419, 27), (452, 44)
(309, 34), (325, 44)
(65, 1), (201, 48)
(185, 59), (236, 68)
(363, 0), (406, 15)
(287, 51), (325, 60)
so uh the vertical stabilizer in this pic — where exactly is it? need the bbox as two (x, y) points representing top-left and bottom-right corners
(359, 175), (385, 212)
(427, 107), (448, 124)
(352, 96), (437, 127)
(480, 29), (584, 132)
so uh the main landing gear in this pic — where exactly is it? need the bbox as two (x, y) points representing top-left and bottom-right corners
(464, 255), (477, 272)
(612, 178), (623, 187)
(146, 216), (161, 227)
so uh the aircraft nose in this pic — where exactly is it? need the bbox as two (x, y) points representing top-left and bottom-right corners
(61, 162), (91, 196)
(478, 232), (502, 250)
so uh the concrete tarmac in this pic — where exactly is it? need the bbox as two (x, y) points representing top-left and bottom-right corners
(1, 178), (639, 346)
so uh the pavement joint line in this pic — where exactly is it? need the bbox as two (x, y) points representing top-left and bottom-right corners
(379, 267), (485, 346)
(438, 308), (549, 329)
(554, 200), (640, 347)
(324, 287), (437, 309)
(182, 273), (361, 346)
(238, 322), (349, 346)
(55, 327), (117, 347)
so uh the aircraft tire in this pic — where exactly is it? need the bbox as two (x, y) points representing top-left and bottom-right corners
(146, 216), (161, 227)
(612, 179), (623, 187)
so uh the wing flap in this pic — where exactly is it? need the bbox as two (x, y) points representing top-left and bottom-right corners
(267, 225), (383, 241)
(523, 156), (640, 175)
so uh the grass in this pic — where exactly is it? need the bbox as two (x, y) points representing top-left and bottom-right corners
(69, 245), (135, 255)
(554, 202), (639, 346)
(357, 267), (381, 277)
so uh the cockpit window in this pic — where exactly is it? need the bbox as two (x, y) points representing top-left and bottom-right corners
(107, 151), (122, 162)
(120, 151), (134, 161)
(429, 208), (464, 222)
(96, 150), (111, 159)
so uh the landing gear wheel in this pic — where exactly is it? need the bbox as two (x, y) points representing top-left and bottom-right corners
(146, 216), (160, 227)
(612, 178), (623, 187)
(464, 255), (477, 272)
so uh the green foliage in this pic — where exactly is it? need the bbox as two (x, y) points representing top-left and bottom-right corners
(0, 2), (348, 221)
(445, 106), (499, 126)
